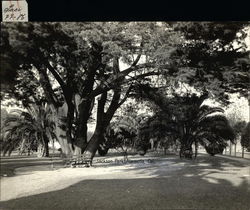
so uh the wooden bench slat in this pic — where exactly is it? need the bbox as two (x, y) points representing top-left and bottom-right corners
(64, 156), (92, 168)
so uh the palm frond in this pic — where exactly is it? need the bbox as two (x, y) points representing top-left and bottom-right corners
(198, 105), (224, 122)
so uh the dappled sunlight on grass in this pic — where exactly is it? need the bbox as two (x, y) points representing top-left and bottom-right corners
(1, 153), (249, 204)
(1, 173), (250, 210)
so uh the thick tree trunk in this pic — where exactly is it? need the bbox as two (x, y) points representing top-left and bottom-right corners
(73, 99), (94, 157)
(81, 57), (124, 160)
(83, 114), (115, 160)
(54, 104), (73, 158)
(8, 146), (15, 156)
(73, 122), (87, 156)
(194, 140), (198, 159)
(83, 83), (123, 161)
(73, 44), (103, 157)
(2, 142), (11, 156)
(65, 102), (75, 154)
(83, 92), (108, 160)
(83, 126), (104, 159)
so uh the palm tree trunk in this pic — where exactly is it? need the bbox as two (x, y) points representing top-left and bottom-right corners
(37, 143), (45, 158)
(37, 132), (49, 157)
(43, 134), (49, 157)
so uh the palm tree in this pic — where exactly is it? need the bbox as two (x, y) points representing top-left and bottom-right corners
(129, 83), (236, 158)
(1, 103), (55, 157)
(193, 113), (235, 156)
(137, 103), (235, 158)
(2, 113), (37, 156)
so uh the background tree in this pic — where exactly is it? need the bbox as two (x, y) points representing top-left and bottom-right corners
(241, 122), (250, 152)
(1, 103), (55, 157)
(133, 83), (235, 158)
(0, 108), (8, 142)
(100, 105), (143, 157)
(169, 22), (250, 104)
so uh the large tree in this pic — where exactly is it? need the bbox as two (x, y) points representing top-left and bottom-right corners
(1, 22), (179, 158)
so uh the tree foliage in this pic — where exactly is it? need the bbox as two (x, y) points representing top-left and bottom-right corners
(1, 103), (55, 157)
(169, 22), (250, 103)
(102, 109), (140, 153)
(1, 22), (248, 159)
(134, 83), (235, 157)
(241, 122), (250, 151)
(1, 22), (181, 157)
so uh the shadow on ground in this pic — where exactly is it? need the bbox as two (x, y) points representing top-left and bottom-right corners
(0, 154), (249, 210)
(0, 156), (64, 177)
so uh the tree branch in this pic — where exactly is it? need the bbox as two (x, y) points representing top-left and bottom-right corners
(117, 85), (133, 107)
(104, 58), (122, 123)
(89, 62), (155, 98)
(45, 61), (66, 91)
(131, 54), (141, 67)
(104, 88), (121, 123)
(45, 61), (73, 105)
(96, 91), (108, 124)
(123, 71), (161, 84)
(37, 68), (61, 108)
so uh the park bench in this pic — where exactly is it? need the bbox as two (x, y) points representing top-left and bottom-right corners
(180, 148), (193, 159)
(65, 156), (92, 168)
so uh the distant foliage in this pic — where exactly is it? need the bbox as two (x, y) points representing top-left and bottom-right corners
(104, 113), (139, 152)
(241, 122), (250, 151)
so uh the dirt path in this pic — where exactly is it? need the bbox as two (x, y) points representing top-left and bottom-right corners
(0, 155), (185, 201)
(0, 154), (250, 210)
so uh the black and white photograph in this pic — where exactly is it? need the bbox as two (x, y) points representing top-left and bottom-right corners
(0, 21), (250, 210)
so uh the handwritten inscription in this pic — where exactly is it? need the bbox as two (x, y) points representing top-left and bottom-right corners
(2, 1), (28, 22)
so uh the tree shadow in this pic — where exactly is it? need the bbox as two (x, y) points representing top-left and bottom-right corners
(0, 154), (249, 210)
(1, 156), (64, 177)
(0, 175), (249, 210)
(115, 154), (249, 178)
